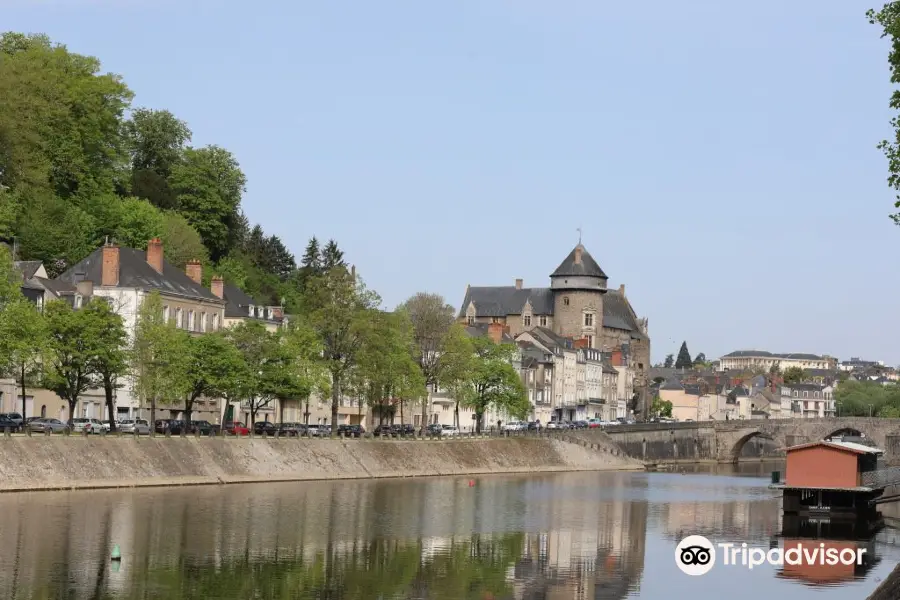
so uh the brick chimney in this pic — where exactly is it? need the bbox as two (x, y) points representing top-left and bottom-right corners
(211, 276), (224, 299)
(147, 237), (163, 273)
(487, 322), (504, 344)
(619, 283), (625, 295)
(574, 245), (583, 265)
(515, 278), (523, 290)
(573, 337), (589, 349)
(185, 259), (202, 284)
(611, 349), (624, 366)
(101, 243), (119, 287)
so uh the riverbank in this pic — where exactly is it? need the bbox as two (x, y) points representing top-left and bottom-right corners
(0, 435), (641, 493)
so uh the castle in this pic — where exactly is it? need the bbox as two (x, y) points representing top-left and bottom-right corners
(457, 243), (651, 415)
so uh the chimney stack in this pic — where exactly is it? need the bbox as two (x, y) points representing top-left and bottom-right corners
(210, 276), (224, 299)
(574, 245), (583, 265)
(487, 322), (504, 344)
(185, 259), (202, 284)
(351, 265), (356, 280)
(515, 278), (523, 290)
(101, 243), (119, 287)
(147, 237), (163, 274)
(619, 283), (625, 295)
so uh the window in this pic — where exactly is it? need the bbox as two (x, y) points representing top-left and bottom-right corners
(200, 312), (206, 332)
(491, 317), (500, 323)
(563, 297), (570, 306)
(587, 335), (594, 347)
(539, 315), (548, 327)
(188, 310), (195, 331)
(212, 314), (219, 330)
(74, 295), (82, 309)
(163, 305), (170, 322)
(524, 315), (531, 327)
(467, 316), (474, 325)
(584, 313), (593, 327)
(175, 308), (183, 329)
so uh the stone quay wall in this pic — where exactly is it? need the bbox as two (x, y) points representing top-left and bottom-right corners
(0, 433), (641, 493)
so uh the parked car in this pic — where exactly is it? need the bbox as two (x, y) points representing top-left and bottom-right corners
(166, 420), (187, 435)
(440, 424), (460, 437)
(316, 425), (332, 437)
(425, 423), (443, 436)
(546, 421), (562, 430)
(587, 418), (603, 428)
(101, 420), (115, 432)
(224, 421), (250, 436)
(252, 421), (278, 436)
(0, 412), (23, 429)
(27, 418), (69, 433)
(502, 421), (526, 432)
(573, 420), (590, 429)
(373, 424), (394, 437)
(527, 421), (542, 431)
(72, 418), (103, 434)
(0, 414), (18, 431)
(191, 420), (213, 435)
(278, 422), (306, 436)
(337, 424), (365, 438)
(119, 419), (151, 435)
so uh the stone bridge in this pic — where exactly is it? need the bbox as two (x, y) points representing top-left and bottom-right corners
(596, 418), (900, 463)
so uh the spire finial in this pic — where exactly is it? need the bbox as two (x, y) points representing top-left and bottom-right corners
(576, 227), (582, 245)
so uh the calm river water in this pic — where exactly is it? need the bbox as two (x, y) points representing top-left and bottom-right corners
(0, 463), (898, 599)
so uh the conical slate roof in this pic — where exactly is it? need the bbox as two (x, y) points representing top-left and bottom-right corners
(550, 244), (607, 279)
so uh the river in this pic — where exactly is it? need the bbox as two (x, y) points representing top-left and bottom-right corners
(0, 463), (898, 599)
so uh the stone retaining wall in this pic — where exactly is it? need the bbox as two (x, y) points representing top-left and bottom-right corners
(0, 435), (641, 493)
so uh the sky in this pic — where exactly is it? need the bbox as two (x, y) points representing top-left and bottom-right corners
(4, 0), (900, 365)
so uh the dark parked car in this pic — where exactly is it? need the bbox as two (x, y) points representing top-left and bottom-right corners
(154, 420), (170, 434)
(337, 424), (365, 438)
(573, 420), (590, 429)
(253, 421), (278, 435)
(373, 424), (394, 437)
(394, 424), (414, 436)
(0, 414), (18, 431)
(425, 423), (443, 436)
(527, 421), (542, 431)
(279, 422), (306, 436)
(190, 420), (213, 435)
(0, 413), (23, 429)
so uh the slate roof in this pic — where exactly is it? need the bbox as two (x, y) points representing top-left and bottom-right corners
(14, 261), (43, 280)
(526, 326), (573, 352)
(660, 378), (684, 391)
(34, 277), (76, 296)
(57, 247), (221, 302)
(222, 283), (282, 321)
(464, 323), (515, 342)
(458, 287), (646, 340)
(722, 350), (825, 360)
(550, 244), (608, 279)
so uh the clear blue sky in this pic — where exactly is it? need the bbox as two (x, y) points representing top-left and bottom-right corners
(6, 0), (899, 365)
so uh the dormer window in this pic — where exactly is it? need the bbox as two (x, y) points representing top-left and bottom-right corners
(466, 316), (474, 325)
(563, 297), (570, 306)
(524, 315), (531, 327)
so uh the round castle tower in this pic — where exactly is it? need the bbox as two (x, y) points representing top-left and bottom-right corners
(550, 244), (608, 348)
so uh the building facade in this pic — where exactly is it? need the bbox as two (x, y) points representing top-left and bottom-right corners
(718, 350), (836, 372)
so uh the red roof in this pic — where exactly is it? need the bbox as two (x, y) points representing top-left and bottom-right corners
(785, 440), (882, 455)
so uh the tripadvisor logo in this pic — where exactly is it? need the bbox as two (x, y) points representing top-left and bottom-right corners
(675, 535), (867, 576)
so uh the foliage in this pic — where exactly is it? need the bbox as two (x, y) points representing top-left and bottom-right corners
(301, 264), (380, 432)
(650, 395), (673, 418)
(169, 145), (246, 261)
(123, 107), (191, 179)
(16, 191), (96, 275)
(456, 336), (529, 432)
(782, 366), (806, 385)
(868, 3), (900, 224)
(663, 354), (674, 369)
(675, 341), (692, 370)
(131, 291), (183, 422)
(243, 225), (296, 280)
(834, 380), (900, 417)
(161, 211), (209, 269)
(769, 362), (782, 376)
(85, 297), (128, 428)
(170, 330), (244, 427)
(0, 298), (48, 417)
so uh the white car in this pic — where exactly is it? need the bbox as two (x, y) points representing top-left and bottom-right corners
(72, 418), (104, 434)
(118, 419), (151, 435)
(101, 420), (115, 432)
(501, 421), (526, 431)
(546, 421), (563, 430)
(440, 425), (460, 436)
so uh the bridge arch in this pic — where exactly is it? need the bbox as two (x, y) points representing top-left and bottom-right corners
(824, 427), (864, 441)
(729, 430), (775, 463)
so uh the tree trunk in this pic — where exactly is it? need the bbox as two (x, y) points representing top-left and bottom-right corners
(400, 397), (404, 428)
(421, 388), (430, 434)
(150, 394), (157, 436)
(20, 363), (26, 422)
(304, 394), (310, 426)
(454, 399), (460, 429)
(250, 404), (257, 428)
(104, 376), (117, 432)
(182, 398), (192, 437)
(279, 398), (284, 424)
(67, 397), (77, 426)
(330, 373), (340, 438)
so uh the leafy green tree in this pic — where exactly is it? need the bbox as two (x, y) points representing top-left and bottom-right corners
(782, 366), (806, 385)
(769, 362), (782, 376)
(0, 32), (133, 198)
(123, 107), (191, 177)
(170, 330), (243, 432)
(160, 211), (209, 269)
(0, 298), (48, 419)
(281, 317), (330, 426)
(224, 321), (293, 426)
(441, 324), (475, 428)
(675, 341), (692, 370)
(85, 298), (128, 431)
(650, 395), (673, 418)
(131, 291), (182, 428)
(321, 239), (345, 271)
(243, 224), (296, 280)
(302, 265), (380, 435)
(663, 354), (674, 368)
(43, 299), (110, 424)
(868, 3), (900, 224)
(457, 336), (529, 432)
(169, 145), (246, 261)
(16, 191), (96, 275)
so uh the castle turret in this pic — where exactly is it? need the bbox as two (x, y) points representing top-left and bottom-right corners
(550, 244), (607, 348)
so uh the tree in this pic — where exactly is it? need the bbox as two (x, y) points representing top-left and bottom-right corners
(868, 4), (900, 225)
(442, 325), (475, 428)
(123, 108), (191, 178)
(456, 336), (529, 433)
(0, 299), (48, 420)
(650, 395), (673, 418)
(131, 291), (182, 429)
(224, 321), (290, 427)
(399, 292), (459, 432)
(44, 299), (110, 424)
(301, 265), (380, 436)
(281, 317), (330, 426)
(169, 145), (246, 261)
(170, 330), (243, 432)
(663, 354), (674, 369)
(160, 211), (209, 269)
(320, 239), (345, 271)
(675, 342), (692, 370)
(782, 366), (806, 385)
(694, 352), (706, 364)
(243, 225), (296, 280)
(86, 298), (128, 431)
(769, 362), (782, 376)
(16, 191), (97, 275)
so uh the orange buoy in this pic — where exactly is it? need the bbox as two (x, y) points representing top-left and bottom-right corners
(468, 480), (475, 487)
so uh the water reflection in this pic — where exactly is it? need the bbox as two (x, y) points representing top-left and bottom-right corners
(0, 469), (894, 599)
